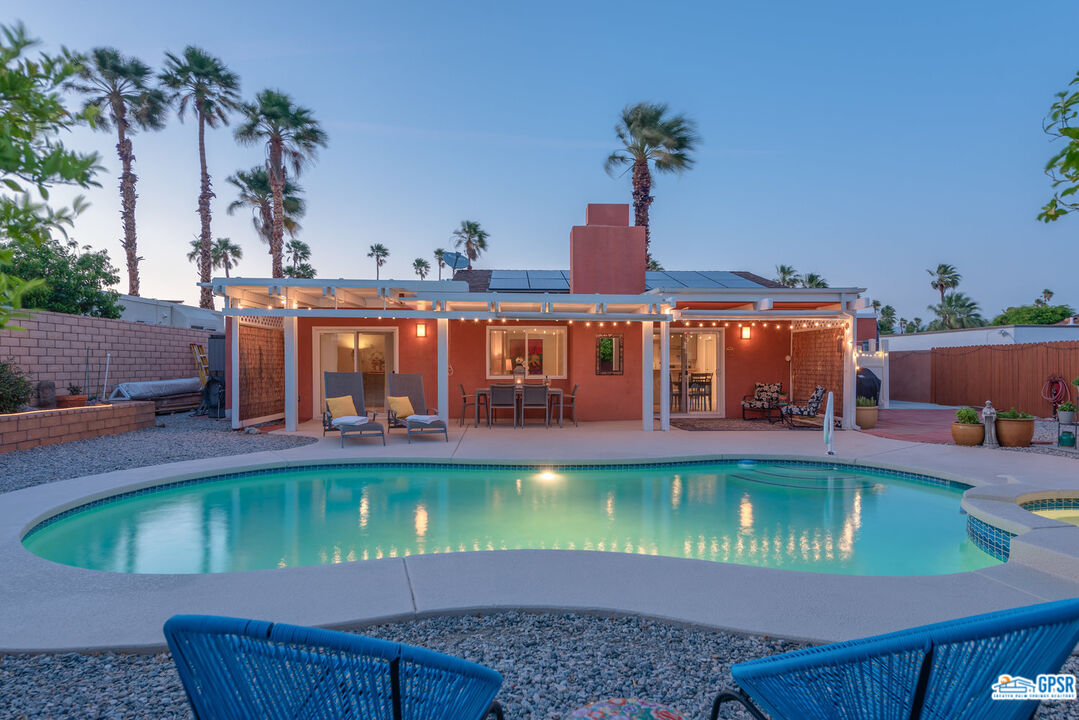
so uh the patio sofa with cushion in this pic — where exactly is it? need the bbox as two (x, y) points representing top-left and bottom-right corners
(781, 385), (827, 427)
(741, 382), (783, 421)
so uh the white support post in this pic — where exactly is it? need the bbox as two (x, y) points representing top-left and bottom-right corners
(284, 316), (298, 432)
(880, 352), (890, 409)
(842, 314), (856, 429)
(229, 312), (240, 430)
(659, 320), (670, 431)
(641, 320), (654, 431)
(437, 318), (449, 426)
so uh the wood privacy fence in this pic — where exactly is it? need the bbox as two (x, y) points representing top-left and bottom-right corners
(930, 341), (1079, 415)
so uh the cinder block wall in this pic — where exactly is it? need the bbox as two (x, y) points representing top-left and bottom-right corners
(238, 324), (285, 421)
(791, 328), (845, 411)
(0, 401), (156, 453)
(0, 310), (210, 402)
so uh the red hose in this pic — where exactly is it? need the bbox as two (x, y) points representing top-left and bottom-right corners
(1043, 374), (1071, 413)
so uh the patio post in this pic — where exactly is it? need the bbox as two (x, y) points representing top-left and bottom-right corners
(659, 320), (670, 431)
(842, 313), (855, 429)
(283, 316), (298, 432)
(229, 302), (240, 431)
(641, 320), (653, 431)
(437, 318), (449, 425)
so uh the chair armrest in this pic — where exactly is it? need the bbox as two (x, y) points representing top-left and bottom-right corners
(742, 394), (756, 402)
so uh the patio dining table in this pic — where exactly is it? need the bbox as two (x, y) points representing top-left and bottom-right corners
(475, 385), (564, 427)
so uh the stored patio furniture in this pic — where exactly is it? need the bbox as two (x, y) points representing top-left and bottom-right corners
(520, 384), (550, 427)
(711, 597), (1079, 720)
(488, 384), (518, 427)
(388, 373), (448, 442)
(781, 385), (826, 428)
(741, 382), (783, 421)
(689, 372), (713, 411)
(460, 383), (486, 427)
(164, 614), (504, 720)
(324, 371), (385, 446)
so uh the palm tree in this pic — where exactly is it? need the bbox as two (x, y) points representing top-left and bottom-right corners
(368, 243), (389, 279)
(878, 304), (897, 334)
(774, 264), (801, 287)
(284, 238), (311, 267)
(186, 237), (242, 278)
(451, 220), (488, 265)
(234, 90), (327, 277)
(928, 291), (985, 329)
(285, 262), (316, 279)
(433, 248), (446, 280)
(801, 273), (829, 288)
(927, 263), (961, 304)
(1036, 288), (1054, 307)
(604, 102), (700, 265)
(160, 46), (240, 309)
(413, 258), (431, 279)
(226, 166), (305, 270)
(68, 48), (167, 296)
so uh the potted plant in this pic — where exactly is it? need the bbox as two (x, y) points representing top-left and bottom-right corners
(855, 395), (878, 429)
(996, 407), (1035, 447)
(1059, 401), (1077, 425)
(951, 407), (984, 446)
(56, 383), (88, 409)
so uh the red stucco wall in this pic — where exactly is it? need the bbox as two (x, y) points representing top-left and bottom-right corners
(721, 322), (792, 417)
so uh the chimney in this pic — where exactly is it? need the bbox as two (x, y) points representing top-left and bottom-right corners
(569, 204), (646, 294)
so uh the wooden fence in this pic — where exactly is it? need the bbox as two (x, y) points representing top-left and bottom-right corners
(930, 341), (1079, 415)
(889, 350), (931, 403)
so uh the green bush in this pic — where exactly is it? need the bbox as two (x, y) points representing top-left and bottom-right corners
(1059, 401), (1077, 413)
(856, 395), (877, 407)
(955, 407), (981, 424)
(998, 407), (1034, 420)
(0, 357), (33, 414)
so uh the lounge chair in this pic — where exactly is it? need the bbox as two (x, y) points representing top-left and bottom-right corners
(388, 373), (448, 442)
(711, 598), (1079, 720)
(164, 614), (504, 720)
(324, 371), (385, 446)
(781, 385), (826, 427)
(741, 382), (783, 421)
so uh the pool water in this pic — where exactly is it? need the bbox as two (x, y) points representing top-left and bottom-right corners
(22, 462), (998, 576)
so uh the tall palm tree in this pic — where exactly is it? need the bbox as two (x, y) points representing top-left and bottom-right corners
(878, 304), (897, 334)
(368, 243), (389, 280)
(226, 166), (305, 270)
(413, 258), (431, 279)
(927, 263), (961, 304)
(451, 220), (488, 265)
(801, 273), (829, 288)
(433, 248), (446, 280)
(68, 47), (166, 296)
(1036, 288), (1054, 307)
(604, 102), (700, 266)
(160, 46), (240, 309)
(774, 264), (800, 287)
(234, 90), (327, 277)
(285, 238), (311, 268)
(928, 291), (985, 329)
(185, 236), (242, 278)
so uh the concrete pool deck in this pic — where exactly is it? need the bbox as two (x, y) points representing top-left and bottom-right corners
(2, 422), (1079, 653)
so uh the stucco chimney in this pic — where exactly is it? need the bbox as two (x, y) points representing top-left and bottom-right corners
(569, 204), (646, 294)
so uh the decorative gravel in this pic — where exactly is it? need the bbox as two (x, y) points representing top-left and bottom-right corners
(1, 612), (1076, 720)
(0, 413), (316, 494)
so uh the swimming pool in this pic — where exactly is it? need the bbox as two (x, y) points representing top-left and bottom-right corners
(22, 461), (999, 576)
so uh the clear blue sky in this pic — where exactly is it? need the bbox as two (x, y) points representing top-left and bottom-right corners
(17, 1), (1078, 321)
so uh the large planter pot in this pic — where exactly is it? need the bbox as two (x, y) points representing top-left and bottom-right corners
(55, 394), (87, 409)
(856, 406), (878, 430)
(997, 418), (1035, 447)
(1059, 410), (1077, 424)
(951, 422), (985, 446)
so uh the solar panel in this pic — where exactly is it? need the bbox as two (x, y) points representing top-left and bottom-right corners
(529, 278), (570, 291)
(662, 271), (720, 288)
(491, 270), (526, 278)
(487, 277), (530, 290)
(699, 271), (763, 288)
(527, 270), (565, 279)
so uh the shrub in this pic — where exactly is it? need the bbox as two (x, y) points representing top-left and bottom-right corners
(0, 357), (33, 414)
(998, 407), (1034, 420)
(66, 382), (82, 395)
(1059, 401), (1077, 413)
(955, 407), (981, 424)
(856, 395), (877, 407)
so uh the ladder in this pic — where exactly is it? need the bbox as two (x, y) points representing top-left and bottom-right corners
(190, 343), (209, 387)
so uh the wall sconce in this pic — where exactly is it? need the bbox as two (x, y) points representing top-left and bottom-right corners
(741, 325), (752, 340)
(416, 323), (427, 338)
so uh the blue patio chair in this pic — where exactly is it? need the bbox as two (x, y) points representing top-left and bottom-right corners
(164, 615), (504, 720)
(711, 598), (1079, 720)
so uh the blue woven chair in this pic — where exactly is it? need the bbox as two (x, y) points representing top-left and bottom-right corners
(711, 598), (1079, 720)
(164, 615), (503, 720)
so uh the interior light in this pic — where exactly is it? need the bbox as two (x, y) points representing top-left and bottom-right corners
(416, 323), (427, 338)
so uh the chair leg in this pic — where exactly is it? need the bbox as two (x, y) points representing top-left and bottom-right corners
(710, 691), (769, 720)
(484, 701), (505, 720)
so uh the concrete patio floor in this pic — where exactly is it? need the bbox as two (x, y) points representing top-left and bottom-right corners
(2, 422), (1079, 653)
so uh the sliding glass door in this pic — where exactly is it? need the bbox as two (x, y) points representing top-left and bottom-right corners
(316, 330), (396, 414)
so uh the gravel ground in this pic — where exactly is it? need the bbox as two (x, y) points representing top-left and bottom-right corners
(0, 413), (316, 494)
(3, 611), (1075, 720)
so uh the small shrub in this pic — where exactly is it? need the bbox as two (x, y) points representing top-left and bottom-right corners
(1059, 401), (1077, 412)
(856, 395), (877, 407)
(0, 358), (34, 414)
(998, 407), (1034, 420)
(66, 383), (82, 395)
(955, 407), (981, 424)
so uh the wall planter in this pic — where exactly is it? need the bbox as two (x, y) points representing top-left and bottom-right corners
(856, 406), (878, 430)
(951, 422), (984, 446)
(997, 418), (1035, 447)
(55, 394), (88, 409)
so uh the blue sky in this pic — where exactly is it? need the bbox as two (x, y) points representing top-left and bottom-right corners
(17, 1), (1078, 321)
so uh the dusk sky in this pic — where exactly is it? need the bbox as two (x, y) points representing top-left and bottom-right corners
(17, 1), (1079, 321)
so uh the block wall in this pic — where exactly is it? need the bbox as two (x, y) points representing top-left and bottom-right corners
(791, 328), (845, 412)
(0, 401), (156, 453)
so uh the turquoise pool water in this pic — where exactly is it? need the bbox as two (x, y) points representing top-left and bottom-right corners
(22, 462), (999, 576)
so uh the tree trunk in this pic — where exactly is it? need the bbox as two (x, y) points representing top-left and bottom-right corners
(114, 104), (140, 297)
(197, 110), (215, 309)
(268, 139), (285, 278)
(631, 158), (654, 265)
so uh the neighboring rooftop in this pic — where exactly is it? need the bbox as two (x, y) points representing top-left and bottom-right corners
(453, 269), (781, 293)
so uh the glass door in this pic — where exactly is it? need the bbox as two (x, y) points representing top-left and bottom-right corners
(317, 331), (395, 413)
(653, 330), (722, 415)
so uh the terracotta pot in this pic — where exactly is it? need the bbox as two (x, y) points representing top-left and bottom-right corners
(856, 406), (878, 430)
(996, 418), (1034, 447)
(55, 395), (87, 409)
(951, 422), (984, 446)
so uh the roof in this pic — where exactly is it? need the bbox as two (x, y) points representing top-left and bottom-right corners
(453, 269), (782, 293)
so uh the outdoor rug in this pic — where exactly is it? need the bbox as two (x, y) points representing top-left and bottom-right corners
(670, 418), (820, 432)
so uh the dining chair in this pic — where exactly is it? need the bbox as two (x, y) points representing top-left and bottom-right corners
(488, 384), (517, 427)
(459, 384), (485, 427)
(562, 384), (579, 427)
(520, 384), (550, 428)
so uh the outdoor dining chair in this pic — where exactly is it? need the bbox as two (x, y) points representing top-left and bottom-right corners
(488, 384), (517, 427)
(562, 383), (579, 426)
(711, 598), (1079, 720)
(520, 384), (550, 427)
(460, 383), (486, 427)
(164, 614), (504, 720)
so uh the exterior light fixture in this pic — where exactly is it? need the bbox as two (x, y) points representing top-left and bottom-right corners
(513, 363), (526, 386)
(741, 326), (752, 340)
(416, 323), (427, 338)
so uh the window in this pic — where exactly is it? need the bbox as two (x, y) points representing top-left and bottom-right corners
(595, 334), (623, 375)
(487, 326), (567, 379)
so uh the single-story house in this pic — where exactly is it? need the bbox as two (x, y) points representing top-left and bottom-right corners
(210, 204), (868, 432)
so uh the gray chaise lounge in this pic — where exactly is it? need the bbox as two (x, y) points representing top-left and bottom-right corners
(388, 373), (448, 442)
(323, 371), (386, 446)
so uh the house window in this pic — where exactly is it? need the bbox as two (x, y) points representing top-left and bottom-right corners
(487, 327), (567, 379)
